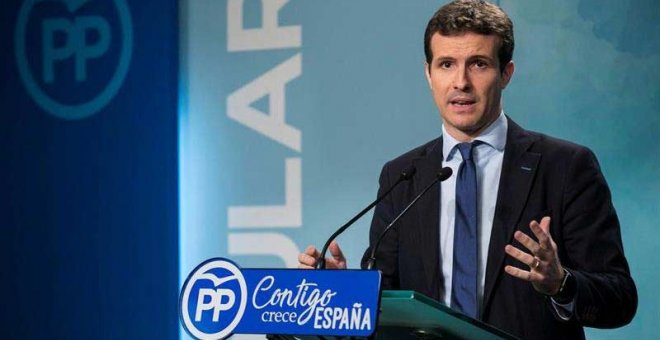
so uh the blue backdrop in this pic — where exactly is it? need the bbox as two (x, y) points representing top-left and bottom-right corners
(2, 0), (658, 339)
(1, 0), (178, 339)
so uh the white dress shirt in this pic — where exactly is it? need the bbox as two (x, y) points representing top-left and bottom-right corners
(439, 112), (507, 313)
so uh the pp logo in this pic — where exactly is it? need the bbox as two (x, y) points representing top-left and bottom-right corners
(180, 258), (248, 340)
(15, 0), (133, 120)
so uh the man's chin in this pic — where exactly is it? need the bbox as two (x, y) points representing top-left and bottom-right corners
(445, 112), (500, 135)
(449, 119), (482, 132)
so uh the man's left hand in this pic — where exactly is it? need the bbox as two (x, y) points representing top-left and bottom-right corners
(504, 216), (565, 295)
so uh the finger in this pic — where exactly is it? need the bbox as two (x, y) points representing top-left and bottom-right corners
(304, 245), (320, 257)
(529, 218), (552, 252)
(326, 241), (347, 269)
(514, 230), (541, 255)
(539, 216), (551, 234)
(297, 252), (317, 267)
(504, 265), (541, 282)
(328, 241), (345, 262)
(504, 244), (536, 268)
(298, 245), (320, 267)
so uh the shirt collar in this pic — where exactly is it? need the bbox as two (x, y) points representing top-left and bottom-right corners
(442, 111), (508, 161)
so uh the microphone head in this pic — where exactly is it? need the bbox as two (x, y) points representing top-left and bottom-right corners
(400, 166), (417, 180)
(436, 167), (453, 181)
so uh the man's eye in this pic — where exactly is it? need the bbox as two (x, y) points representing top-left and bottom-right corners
(474, 60), (488, 68)
(439, 61), (452, 69)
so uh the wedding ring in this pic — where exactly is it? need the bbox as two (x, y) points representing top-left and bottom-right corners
(531, 258), (540, 269)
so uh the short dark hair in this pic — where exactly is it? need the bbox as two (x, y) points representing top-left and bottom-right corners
(424, 0), (514, 72)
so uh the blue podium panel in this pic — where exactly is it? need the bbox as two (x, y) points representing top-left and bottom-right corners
(180, 258), (381, 339)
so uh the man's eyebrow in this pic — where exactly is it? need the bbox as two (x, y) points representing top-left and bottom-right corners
(433, 55), (495, 62)
(467, 54), (495, 61)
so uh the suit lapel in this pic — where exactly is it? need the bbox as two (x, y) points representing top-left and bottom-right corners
(481, 118), (540, 316)
(412, 138), (443, 297)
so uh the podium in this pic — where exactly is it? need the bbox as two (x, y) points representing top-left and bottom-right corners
(180, 260), (518, 339)
(268, 290), (517, 340)
(378, 290), (516, 339)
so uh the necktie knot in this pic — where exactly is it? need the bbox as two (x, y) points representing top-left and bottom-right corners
(457, 142), (476, 161)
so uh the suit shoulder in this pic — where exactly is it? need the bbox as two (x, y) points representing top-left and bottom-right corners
(526, 129), (595, 158)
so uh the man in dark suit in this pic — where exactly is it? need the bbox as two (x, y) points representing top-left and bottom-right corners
(299, 1), (636, 338)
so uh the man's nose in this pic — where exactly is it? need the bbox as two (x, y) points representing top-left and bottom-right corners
(453, 66), (471, 91)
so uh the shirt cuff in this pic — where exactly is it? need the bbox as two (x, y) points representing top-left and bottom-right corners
(550, 297), (575, 321)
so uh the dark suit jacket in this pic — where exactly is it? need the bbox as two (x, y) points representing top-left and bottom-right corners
(361, 117), (637, 339)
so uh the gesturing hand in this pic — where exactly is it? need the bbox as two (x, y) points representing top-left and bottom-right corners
(504, 217), (565, 295)
(297, 241), (347, 269)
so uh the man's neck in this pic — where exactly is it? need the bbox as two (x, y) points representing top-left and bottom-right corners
(443, 110), (503, 142)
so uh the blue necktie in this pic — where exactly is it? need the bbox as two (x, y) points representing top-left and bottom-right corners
(451, 142), (478, 318)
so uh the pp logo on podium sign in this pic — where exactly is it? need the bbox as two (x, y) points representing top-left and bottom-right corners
(15, 0), (133, 120)
(180, 258), (248, 340)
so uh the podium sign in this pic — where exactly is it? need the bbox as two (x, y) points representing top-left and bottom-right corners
(179, 258), (381, 339)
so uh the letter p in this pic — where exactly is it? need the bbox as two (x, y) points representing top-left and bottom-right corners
(42, 18), (74, 83)
(73, 16), (110, 82)
(194, 288), (236, 322)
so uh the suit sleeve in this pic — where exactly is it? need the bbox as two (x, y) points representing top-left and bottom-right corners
(557, 146), (637, 327)
(361, 161), (400, 289)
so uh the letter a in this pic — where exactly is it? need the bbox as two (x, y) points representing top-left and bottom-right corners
(227, 53), (301, 152)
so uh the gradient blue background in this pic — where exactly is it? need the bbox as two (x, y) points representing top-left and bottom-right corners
(1, 0), (178, 339)
(1, 0), (657, 339)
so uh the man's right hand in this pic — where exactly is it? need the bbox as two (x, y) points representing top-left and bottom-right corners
(297, 241), (347, 269)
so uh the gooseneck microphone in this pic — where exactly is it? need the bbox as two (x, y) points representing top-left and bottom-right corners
(315, 166), (417, 269)
(365, 167), (453, 270)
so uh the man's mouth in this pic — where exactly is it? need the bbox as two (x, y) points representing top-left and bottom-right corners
(449, 98), (476, 106)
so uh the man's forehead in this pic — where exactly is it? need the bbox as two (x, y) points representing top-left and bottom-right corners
(430, 32), (500, 59)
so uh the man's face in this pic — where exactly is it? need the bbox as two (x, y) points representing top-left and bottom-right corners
(425, 32), (514, 141)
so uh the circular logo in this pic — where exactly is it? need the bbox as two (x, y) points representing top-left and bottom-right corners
(15, 0), (133, 120)
(180, 258), (248, 340)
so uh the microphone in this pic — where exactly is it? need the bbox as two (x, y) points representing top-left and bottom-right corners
(365, 167), (453, 270)
(315, 166), (417, 269)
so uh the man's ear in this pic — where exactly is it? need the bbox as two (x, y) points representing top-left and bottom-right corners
(501, 61), (515, 89)
(424, 62), (433, 89)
